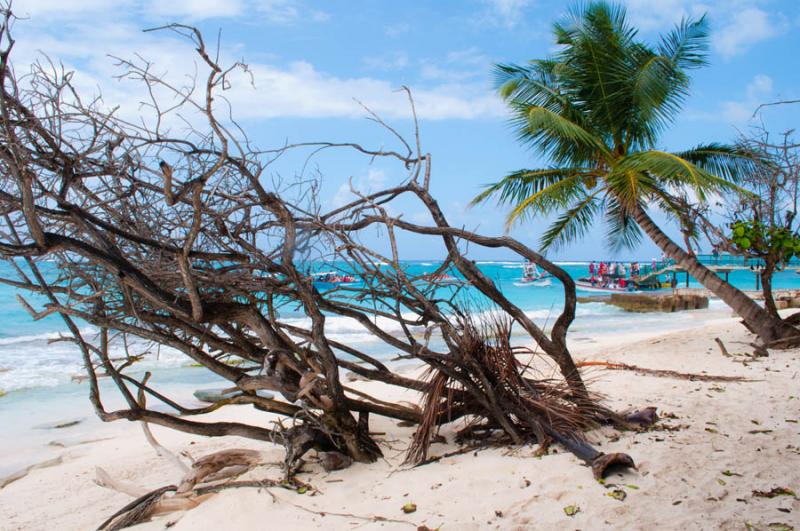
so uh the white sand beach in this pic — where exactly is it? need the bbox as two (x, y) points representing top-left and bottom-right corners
(1, 311), (798, 531)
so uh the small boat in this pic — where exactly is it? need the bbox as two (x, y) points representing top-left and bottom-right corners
(311, 271), (359, 285)
(517, 263), (552, 285)
(424, 273), (462, 286)
(575, 277), (640, 294)
(514, 278), (552, 287)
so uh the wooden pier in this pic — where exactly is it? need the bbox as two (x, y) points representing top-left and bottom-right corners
(674, 287), (800, 301)
(627, 254), (800, 290)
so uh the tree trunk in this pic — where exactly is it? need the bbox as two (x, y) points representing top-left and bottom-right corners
(632, 205), (794, 343)
(761, 261), (779, 320)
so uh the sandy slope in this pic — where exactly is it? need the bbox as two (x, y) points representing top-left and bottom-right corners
(1, 313), (799, 530)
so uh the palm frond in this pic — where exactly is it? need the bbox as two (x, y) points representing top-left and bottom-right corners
(604, 167), (658, 209)
(658, 15), (709, 70)
(673, 143), (760, 181)
(626, 15), (708, 144)
(470, 167), (593, 207)
(505, 172), (599, 227)
(604, 197), (643, 251)
(521, 105), (612, 163)
(617, 150), (744, 200)
(539, 192), (603, 250)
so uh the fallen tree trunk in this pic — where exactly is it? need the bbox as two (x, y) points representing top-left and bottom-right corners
(0, 12), (639, 505)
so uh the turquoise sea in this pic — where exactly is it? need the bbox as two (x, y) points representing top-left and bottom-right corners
(0, 261), (800, 394)
(3, 258), (798, 393)
(1, 258), (798, 476)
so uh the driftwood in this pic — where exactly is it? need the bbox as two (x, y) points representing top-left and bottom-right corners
(576, 361), (750, 382)
(176, 449), (261, 493)
(95, 446), (263, 528)
(95, 400), (263, 529)
(136, 372), (191, 474)
(97, 485), (177, 531)
(95, 467), (148, 498)
(714, 337), (732, 358)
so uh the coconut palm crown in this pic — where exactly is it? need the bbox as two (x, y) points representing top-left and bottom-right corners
(472, 1), (753, 251)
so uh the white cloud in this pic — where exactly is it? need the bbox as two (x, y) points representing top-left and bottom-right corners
(13, 0), (327, 24)
(746, 73), (773, 99)
(419, 47), (490, 82)
(14, 0), (135, 17)
(481, 0), (533, 28)
(333, 169), (387, 207)
(419, 65), (477, 82)
(622, 1), (784, 58)
(223, 62), (504, 120)
(445, 47), (488, 66)
(254, 0), (308, 24)
(719, 74), (774, 123)
(147, 0), (245, 20)
(713, 8), (778, 58)
(8, 13), (504, 123)
(623, 0), (699, 31)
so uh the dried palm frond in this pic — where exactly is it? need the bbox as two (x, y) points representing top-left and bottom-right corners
(406, 310), (607, 465)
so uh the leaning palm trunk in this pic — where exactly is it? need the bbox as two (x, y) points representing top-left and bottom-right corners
(632, 205), (795, 343)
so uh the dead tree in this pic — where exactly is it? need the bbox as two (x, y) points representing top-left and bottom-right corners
(0, 9), (636, 482)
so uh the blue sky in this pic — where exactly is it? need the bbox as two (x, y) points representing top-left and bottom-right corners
(10, 0), (800, 260)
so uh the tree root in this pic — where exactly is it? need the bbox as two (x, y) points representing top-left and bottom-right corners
(541, 426), (636, 480)
(193, 478), (297, 495)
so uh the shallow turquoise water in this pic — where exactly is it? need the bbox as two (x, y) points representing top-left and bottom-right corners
(1, 258), (796, 393)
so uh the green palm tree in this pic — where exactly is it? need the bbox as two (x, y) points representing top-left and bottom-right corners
(473, 1), (794, 343)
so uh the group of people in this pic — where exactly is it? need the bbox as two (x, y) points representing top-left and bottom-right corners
(522, 262), (549, 281)
(589, 257), (674, 279)
(588, 260), (640, 278)
(584, 256), (675, 289)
